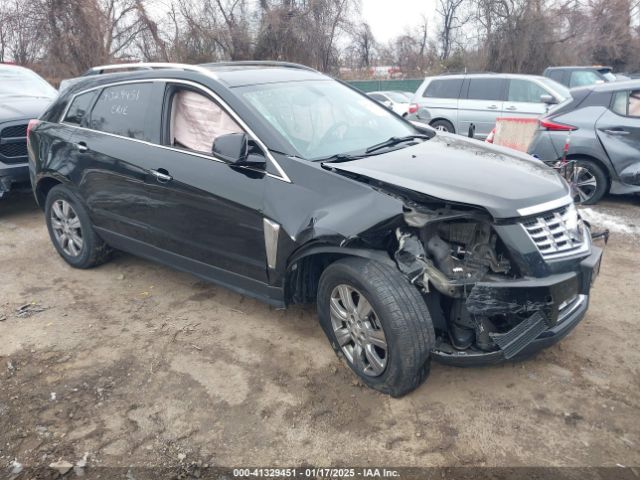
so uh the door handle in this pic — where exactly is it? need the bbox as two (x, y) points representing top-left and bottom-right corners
(603, 129), (630, 135)
(150, 169), (173, 183)
(487, 105), (498, 110)
(76, 142), (88, 152)
(505, 106), (517, 111)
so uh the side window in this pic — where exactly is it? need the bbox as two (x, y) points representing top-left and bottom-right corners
(169, 88), (242, 154)
(467, 78), (504, 101)
(89, 83), (154, 141)
(612, 90), (640, 117)
(547, 70), (564, 83)
(369, 93), (385, 101)
(508, 79), (548, 103)
(569, 71), (600, 88)
(63, 91), (98, 126)
(424, 78), (463, 99)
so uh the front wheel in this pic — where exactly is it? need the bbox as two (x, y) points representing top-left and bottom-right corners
(317, 258), (435, 397)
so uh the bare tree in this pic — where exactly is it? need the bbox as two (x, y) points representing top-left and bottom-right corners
(436, 0), (469, 60)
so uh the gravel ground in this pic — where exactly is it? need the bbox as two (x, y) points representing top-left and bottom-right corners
(1, 192), (639, 475)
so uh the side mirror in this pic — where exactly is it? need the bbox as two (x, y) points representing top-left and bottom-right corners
(540, 94), (558, 105)
(212, 132), (249, 163)
(383, 100), (393, 109)
(212, 133), (266, 169)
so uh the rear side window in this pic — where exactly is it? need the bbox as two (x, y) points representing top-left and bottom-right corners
(89, 83), (154, 141)
(547, 70), (564, 83)
(63, 91), (98, 126)
(612, 90), (640, 117)
(467, 78), (504, 101)
(424, 79), (463, 99)
(508, 79), (547, 103)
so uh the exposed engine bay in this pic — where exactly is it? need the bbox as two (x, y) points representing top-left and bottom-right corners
(393, 203), (573, 358)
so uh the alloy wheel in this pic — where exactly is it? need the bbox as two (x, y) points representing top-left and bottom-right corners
(329, 284), (388, 377)
(50, 199), (84, 257)
(571, 166), (598, 203)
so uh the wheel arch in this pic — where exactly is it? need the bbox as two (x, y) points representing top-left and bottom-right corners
(35, 175), (65, 209)
(283, 246), (396, 306)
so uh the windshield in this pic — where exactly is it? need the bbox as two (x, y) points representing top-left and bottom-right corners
(238, 80), (420, 160)
(0, 66), (57, 99)
(538, 77), (571, 100)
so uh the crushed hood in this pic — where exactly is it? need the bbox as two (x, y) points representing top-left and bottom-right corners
(325, 133), (570, 219)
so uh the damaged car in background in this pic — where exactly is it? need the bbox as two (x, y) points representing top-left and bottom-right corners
(28, 62), (604, 397)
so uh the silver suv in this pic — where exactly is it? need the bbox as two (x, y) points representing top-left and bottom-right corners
(408, 73), (571, 139)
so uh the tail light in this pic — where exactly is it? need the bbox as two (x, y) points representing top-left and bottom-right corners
(485, 127), (495, 144)
(26, 119), (40, 146)
(539, 118), (576, 131)
(408, 103), (418, 114)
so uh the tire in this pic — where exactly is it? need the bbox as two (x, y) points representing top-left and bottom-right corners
(430, 119), (455, 133)
(317, 257), (435, 397)
(572, 159), (608, 205)
(44, 184), (112, 269)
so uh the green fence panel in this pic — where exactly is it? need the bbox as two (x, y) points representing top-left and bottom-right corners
(346, 79), (423, 94)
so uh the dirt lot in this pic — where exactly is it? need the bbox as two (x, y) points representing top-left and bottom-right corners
(1, 192), (639, 474)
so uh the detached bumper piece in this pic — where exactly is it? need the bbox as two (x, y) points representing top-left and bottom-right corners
(489, 311), (548, 359)
(432, 246), (602, 366)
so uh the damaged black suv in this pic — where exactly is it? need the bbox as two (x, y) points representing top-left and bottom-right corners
(28, 62), (604, 396)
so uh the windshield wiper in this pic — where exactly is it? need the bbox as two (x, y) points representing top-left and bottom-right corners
(315, 153), (364, 163)
(365, 134), (430, 154)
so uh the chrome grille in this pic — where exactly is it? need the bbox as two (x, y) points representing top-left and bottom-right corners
(521, 203), (588, 259)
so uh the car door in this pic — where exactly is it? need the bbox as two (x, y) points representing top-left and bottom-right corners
(503, 78), (550, 118)
(135, 81), (269, 283)
(457, 77), (506, 138)
(595, 89), (640, 185)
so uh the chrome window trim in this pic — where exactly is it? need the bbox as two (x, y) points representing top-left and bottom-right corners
(58, 78), (291, 183)
(516, 195), (572, 217)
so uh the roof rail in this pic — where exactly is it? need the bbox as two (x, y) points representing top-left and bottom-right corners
(200, 60), (318, 72)
(437, 70), (497, 76)
(85, 62), (212, 76)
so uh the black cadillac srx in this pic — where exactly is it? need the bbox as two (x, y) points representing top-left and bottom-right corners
(28, 62), (604, 396)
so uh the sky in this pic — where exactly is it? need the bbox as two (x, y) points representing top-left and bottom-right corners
(360, 0), (438, 43)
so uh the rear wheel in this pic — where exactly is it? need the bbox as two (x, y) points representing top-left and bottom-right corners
(317, 258), (435, 397)
(45, 185), (112, 268)
(571, 159), (608, 205)
(430, 119), (454, 133)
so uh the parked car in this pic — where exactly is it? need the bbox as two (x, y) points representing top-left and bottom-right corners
(367, 90), (413, 116)
(529, 79), (640, 204)
(0, 64), (57, 197)
(407, 73), (570, 139)
(29, 62), (603, 396)
(543, 66), (617, 88)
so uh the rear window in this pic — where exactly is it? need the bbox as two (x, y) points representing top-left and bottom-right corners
(467, 78), (504, 101)
(63, 91), (98, 126)
(89, 83), (154, 141)
(569, 70), (601, 88)
(424, 79), (463, 99)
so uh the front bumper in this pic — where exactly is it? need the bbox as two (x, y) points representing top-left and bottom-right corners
(432, 245), (603, 366)
(0, 163), (29, 197)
